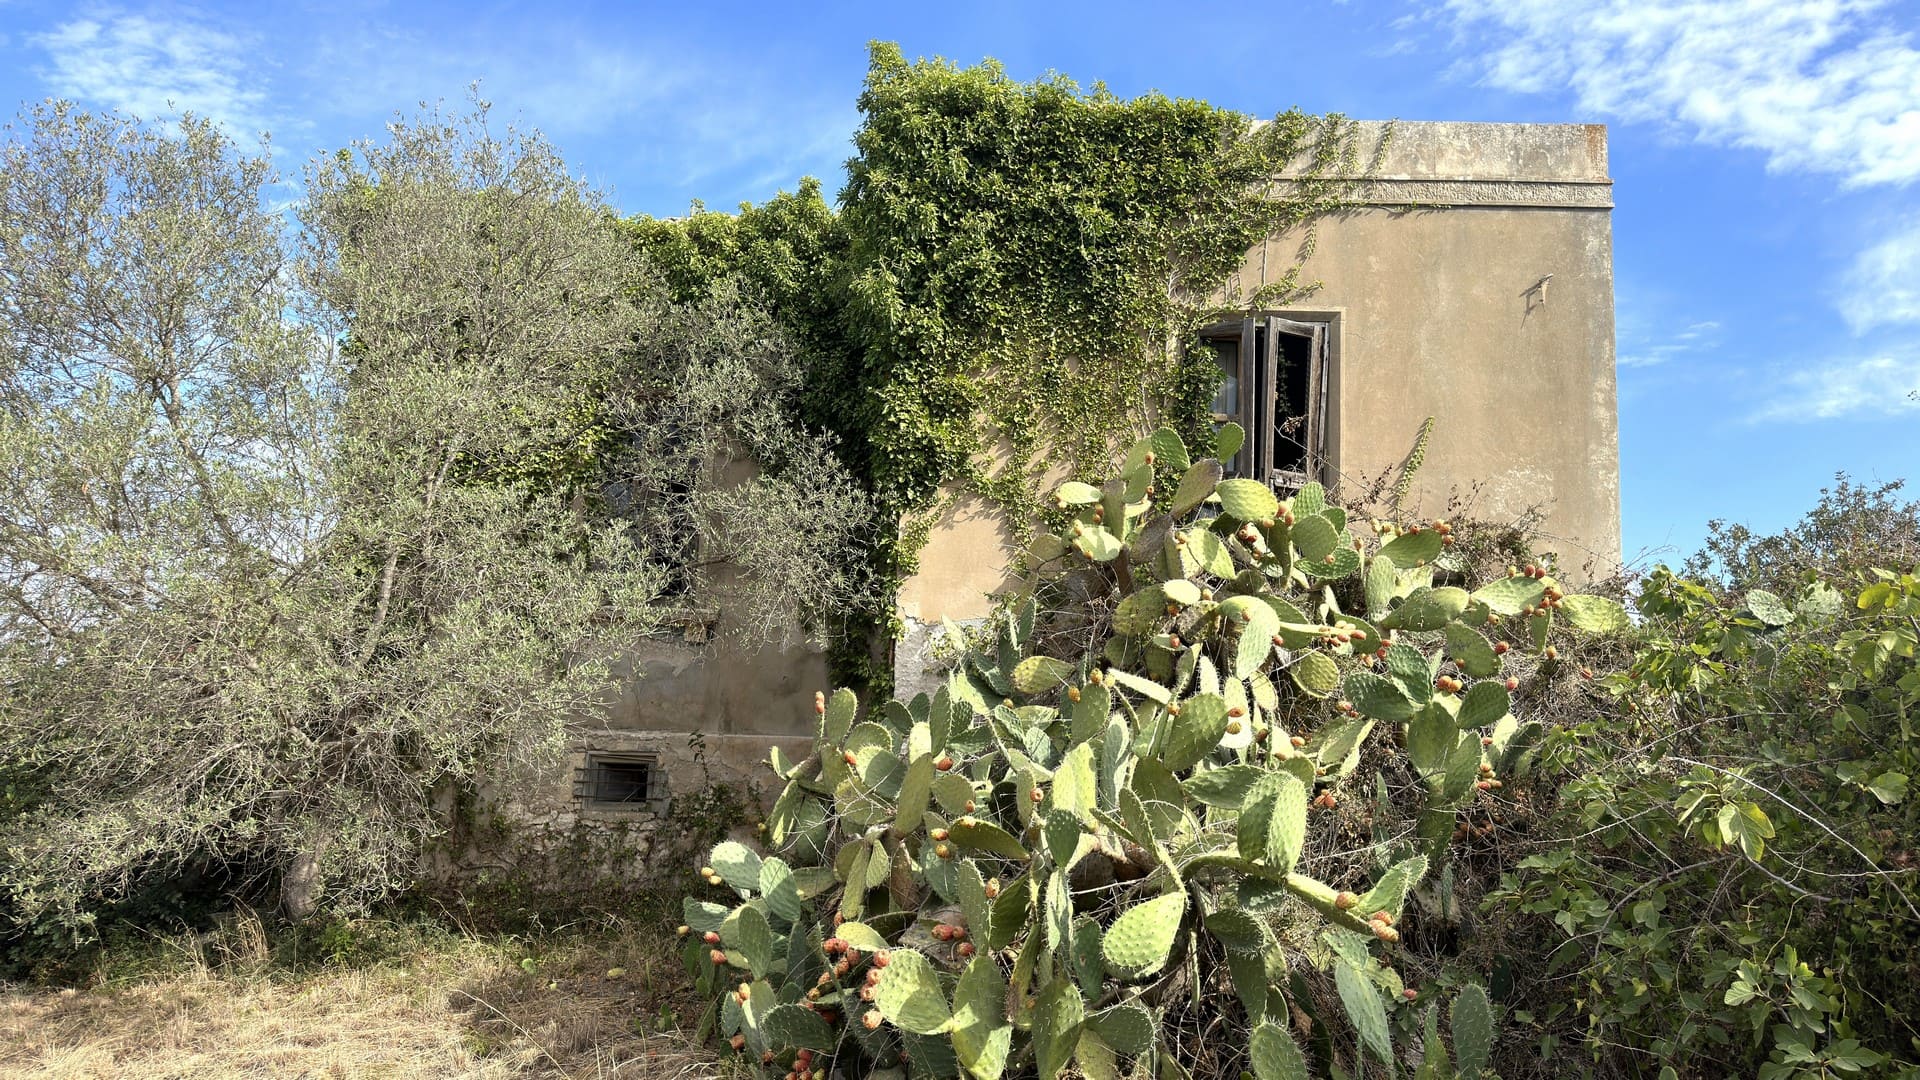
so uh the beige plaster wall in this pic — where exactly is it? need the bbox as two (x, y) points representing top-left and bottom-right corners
(1254, 121), (1621, 574)
(1249, 207), (1620, 573)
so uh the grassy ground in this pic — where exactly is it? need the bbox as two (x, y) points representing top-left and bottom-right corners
(0, 910), (730, 1079)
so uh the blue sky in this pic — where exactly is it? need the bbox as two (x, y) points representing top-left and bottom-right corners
(2, 0), (1916, 567)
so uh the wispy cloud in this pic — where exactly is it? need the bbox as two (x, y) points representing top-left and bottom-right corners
(1840, 219), (1920, 331)
(305, 23), (857, 205)
(1444, 0), (1920, 187)
(30, 12), (278, 138)
(1620, 319), (1722, 368)
(1749, 352), (1920, 421)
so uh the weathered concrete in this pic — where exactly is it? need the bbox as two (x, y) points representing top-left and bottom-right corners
(1253, 120), (1620, 575)
(468, 457), (831, 884)
(432, 729), (810, 891)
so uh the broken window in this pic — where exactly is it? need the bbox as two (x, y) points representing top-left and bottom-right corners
(1196, 315), (1329, 490)
(575, 752), (667, 811)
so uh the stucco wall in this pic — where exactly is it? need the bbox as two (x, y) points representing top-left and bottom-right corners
(1253, 121), (1621, 576)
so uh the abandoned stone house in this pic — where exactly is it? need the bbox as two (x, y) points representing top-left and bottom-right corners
(471, 120), (1620, 879)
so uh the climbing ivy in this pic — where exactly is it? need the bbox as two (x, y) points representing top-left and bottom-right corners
(627, 43), (1377, 690)
(842, 42), (1368, 543)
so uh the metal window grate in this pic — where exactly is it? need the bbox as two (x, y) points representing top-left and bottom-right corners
(575, 753), (666, 810)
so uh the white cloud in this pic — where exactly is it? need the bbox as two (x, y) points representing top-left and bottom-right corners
(1749, 352), (1920, 421)
(304, 26), (856, 201)
(1444, 0), (1920, 187)
(1840, 220), (1920, 331)
(1619, 319), (1722, 368)
(31, 12), (277, 138)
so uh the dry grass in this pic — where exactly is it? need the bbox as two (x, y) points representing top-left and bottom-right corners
(0, 915), (732, 1080)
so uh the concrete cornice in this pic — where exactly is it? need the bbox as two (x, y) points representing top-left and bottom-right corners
(1346, 177), (1614, 209)
(1276, 119), (1615, 209)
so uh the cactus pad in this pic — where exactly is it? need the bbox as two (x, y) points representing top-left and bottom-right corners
(1101, 890), (1186, 980)
(1033, 979), (1086, 1079)
(707, 840), (764, 895)
(1343, 671), (1417, 722)
(1217, 478), (1280, 523)
(1444, 622), (1501, 678)
(1336, 959), (1394, 1068)
(950, 954), (1012, 1080)
(1158, 692), (1230, 772)
(1087, 1003), (1156, 1056)
(762, 1003), (834, 1050)
(1561, 591), (1631, 631)
(1453, 982), (1494, 1078)
(1380, 585), (1470, 631)
(1249, 1022), (1311, 1080)
(1378, 528), (1443, 568)
(1291, 515), (1340, 562)
(1012, 655), (1075, 695)
(1470, 574), (1547, 616)
(1457, 680), (1511, 731)
(874, 948), (953, 1035)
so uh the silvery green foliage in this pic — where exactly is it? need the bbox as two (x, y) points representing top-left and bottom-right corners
(0, 100), (868, 932)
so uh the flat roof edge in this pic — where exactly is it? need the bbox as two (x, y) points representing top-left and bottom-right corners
(1279, 119), (1610, 185)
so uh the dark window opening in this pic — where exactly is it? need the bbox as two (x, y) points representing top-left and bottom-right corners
(1272, 328), (1315, 476)
(1195, 315), (1329, 491)
(575, 752), (667, 811)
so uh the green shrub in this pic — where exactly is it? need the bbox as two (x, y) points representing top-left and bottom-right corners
(679, 428), (1622, 1079)
(1490, 563), (1920, 1078)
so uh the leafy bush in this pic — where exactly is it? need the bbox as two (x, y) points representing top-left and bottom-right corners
(679, 427), (1623, 1079)
(1685, 475), (1920, 597)
(1490, 557), (1920, 1074)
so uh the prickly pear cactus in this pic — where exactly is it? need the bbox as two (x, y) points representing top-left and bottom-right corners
(682, 427), (1606, 1078)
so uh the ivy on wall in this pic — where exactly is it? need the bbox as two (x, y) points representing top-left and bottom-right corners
(626, 43), (1376, 689)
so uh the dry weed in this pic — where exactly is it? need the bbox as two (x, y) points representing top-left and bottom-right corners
(0, 920), (727, 1080)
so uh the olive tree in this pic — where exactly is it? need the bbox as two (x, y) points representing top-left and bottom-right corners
(0, 100), (872, 938)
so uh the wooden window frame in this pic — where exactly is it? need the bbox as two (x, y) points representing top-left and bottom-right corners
(1195, 314), (1331, 492)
